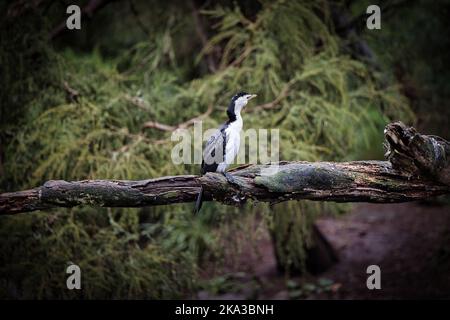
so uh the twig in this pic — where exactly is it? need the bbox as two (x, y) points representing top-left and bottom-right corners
(129, 0), (151, 37)
(189, 0), (217, 72)
(62, 81), (80, 102)
(249, 79), (298, 113)
(142, 122), (176, 132)
(142, 104), (213, 132)
(123, 94), (152, 112)
(227, 47), (253, 68)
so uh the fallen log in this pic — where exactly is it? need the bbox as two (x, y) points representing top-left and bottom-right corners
(1, 122), (449, 215)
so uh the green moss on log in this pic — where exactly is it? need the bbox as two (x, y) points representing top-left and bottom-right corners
(255, 164), (354, 193)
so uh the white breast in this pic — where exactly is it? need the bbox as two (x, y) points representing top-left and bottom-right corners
(216, 117), (242, 172)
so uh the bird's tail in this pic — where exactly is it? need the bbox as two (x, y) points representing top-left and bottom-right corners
(194, 186), (204, 214)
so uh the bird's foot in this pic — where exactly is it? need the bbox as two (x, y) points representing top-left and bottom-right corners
(223, 172), (239, 187)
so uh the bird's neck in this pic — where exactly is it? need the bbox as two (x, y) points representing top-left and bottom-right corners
(234, 110), (242, 121)
(228, 113), (243, 131)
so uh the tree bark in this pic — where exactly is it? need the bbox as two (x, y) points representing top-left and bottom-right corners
(1, 122), (449, 215)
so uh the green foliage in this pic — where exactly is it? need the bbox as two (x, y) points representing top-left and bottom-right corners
(0, 208), (196, 299)
(199, 272), (255, 297)
(287, 277), (335, 299)
(0, 0), (413, 298)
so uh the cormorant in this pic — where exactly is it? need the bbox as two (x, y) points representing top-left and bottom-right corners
(195, 92), (257, 213)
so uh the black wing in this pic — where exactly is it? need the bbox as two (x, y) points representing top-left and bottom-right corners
(201, 123), (228, 175)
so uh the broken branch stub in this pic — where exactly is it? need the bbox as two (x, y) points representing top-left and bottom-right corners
(384, 121), (450, 186)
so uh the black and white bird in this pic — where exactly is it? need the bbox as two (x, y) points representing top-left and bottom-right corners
(195, 92), (257, 213)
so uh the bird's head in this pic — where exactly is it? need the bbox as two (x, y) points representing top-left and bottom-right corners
(227, 91), (257, 120)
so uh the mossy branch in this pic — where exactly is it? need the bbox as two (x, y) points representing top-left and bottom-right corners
(1, 122), (450, 215)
